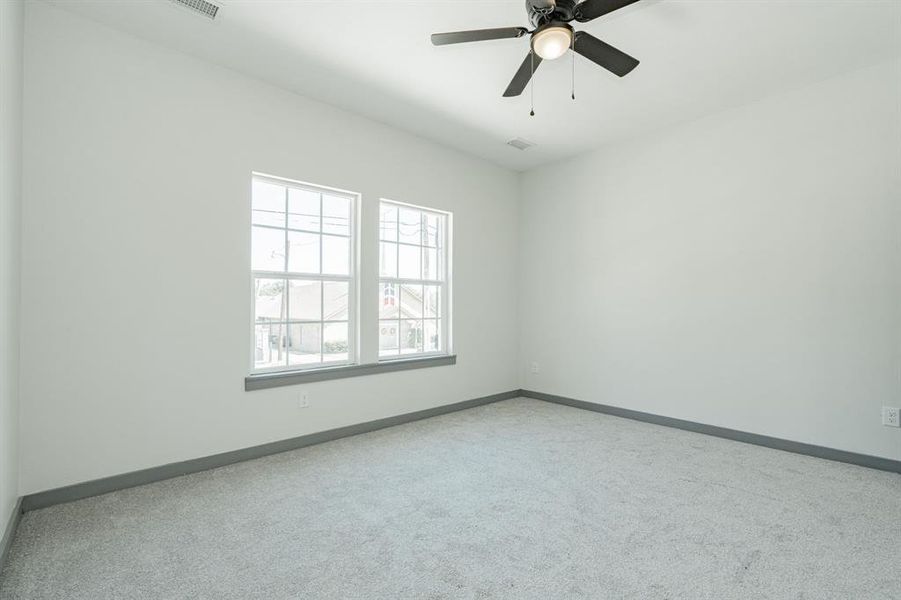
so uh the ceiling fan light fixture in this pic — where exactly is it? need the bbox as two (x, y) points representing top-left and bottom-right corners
(430, 0), (642, 98)
(531, 25), (572, 60)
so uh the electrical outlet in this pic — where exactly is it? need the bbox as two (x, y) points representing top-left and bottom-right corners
(882, 406), (900, 428)
(298, 392), (310, 409)
(530, 362), (539, 374)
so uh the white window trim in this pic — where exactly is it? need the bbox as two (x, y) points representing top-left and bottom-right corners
(250, 172), (360, 375)
(378, 198), (453, 362)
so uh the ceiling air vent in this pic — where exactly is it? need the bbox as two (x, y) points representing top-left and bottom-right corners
(170, 0), (221, 20)
(506, 138), (535, 151)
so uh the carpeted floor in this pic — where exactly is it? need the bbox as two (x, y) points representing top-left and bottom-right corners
(1, 397), (899, 599)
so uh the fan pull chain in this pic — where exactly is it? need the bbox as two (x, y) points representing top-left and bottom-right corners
(530, 50), (535, 117)
(571, 35), (575, 100)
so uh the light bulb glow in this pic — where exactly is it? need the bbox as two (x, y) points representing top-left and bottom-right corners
(531, 26), (572, 61)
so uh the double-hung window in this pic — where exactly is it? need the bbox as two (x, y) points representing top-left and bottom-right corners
(251, 174), (356, 372)
(378, 200), (450, 359)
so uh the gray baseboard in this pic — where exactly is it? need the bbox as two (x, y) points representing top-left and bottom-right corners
(1, 497), (23, 575)
(19, 388), (900, 514)
(522, 389), (901, 474)
(21, 390), (521, 512)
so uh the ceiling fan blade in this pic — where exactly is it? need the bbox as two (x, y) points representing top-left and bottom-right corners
(503, 51), (543, 97)
(573, 31), (639, 77)
(574, 0), (640, 23)
(431, 27), (528, 46)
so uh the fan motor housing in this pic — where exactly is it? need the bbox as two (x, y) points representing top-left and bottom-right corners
(527, 0), (577, 28)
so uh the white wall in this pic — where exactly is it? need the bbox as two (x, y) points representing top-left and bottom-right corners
(520, 58), (901, 461)
(1, 0), (24, 526)
(19, 2), (520, 494)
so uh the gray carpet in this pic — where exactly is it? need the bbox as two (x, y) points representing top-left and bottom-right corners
(1, 398), (899, 599)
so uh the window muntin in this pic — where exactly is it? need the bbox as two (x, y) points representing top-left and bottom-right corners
(251, 175), (356, 372)
(378, 200), (449, 359)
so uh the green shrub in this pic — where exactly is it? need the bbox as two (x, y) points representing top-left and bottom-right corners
(323, 340), (348, 353)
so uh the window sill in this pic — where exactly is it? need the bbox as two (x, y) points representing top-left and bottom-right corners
(245, 354), (456, 391)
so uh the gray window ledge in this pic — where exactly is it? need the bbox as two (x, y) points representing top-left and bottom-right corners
(245, 355), (456, 391)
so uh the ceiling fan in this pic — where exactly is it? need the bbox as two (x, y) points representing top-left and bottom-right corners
(431, 0), (641, 99)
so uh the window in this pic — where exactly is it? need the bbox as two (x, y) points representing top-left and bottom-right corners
(378, 200), (450, 359)
(251, 175), (356, 372)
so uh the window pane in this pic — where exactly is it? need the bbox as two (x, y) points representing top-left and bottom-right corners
(423, 247), (440, 281)
(398, 244), (420, 279)
(254, 278), (285, 323)
(379, 282), (399, 319)
(400, 284), (423, 318)
(287, 231), (319, 274)
(380, 242), (397, 278)
(254, 323), (286, 369)
(379, 320), (399, 355)
(324, 281), (349, 321)
(288, 188), (320, 232)
(424, 285), (440, 318)
(252, 209), (284, 228)
(253, 177), (359, 373)
(322, 235), (350, 275)
(288, 279), (321, 321)
(252, 226), (285, 272)
(400, 319), (423, 354)
(424, 213), (440, 247)
(322, 195), (351, 236)
(253, 180), (285, 212)
(380, 203), (398, 242)
(424, 319), (440, 353)
(287, 323), (321, 365)
(398, 208), (422, 245)
(323, 322), (349, 362)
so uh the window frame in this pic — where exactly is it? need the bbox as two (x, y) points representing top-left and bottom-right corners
(378, 198), (452, 362)
(249, 173), (360, 375)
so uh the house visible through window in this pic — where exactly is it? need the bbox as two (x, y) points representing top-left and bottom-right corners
(378, 200), (450, 359)
(251, 175), (356, 372)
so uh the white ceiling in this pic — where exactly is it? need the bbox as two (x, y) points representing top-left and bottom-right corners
(47, 0), (901, 171)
